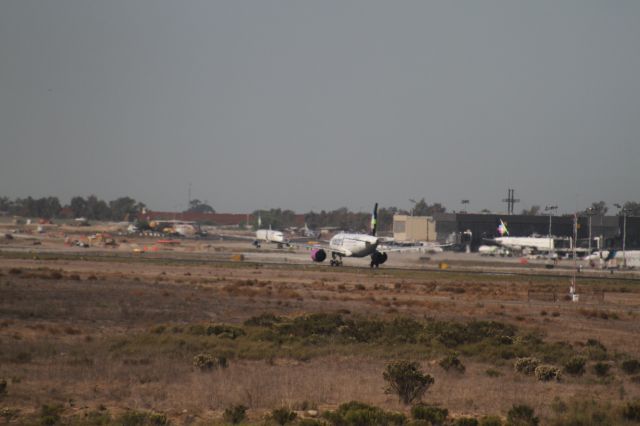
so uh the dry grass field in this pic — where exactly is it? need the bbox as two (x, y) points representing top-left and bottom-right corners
(2, 250), (640, 424)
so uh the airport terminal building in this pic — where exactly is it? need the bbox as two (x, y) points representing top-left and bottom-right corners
(394, 213), (640, 251)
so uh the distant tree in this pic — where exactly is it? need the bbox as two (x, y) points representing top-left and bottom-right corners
(521, 205), (541, 216)
(253, 208), (297, 229)
(109, 197), (145, 222)
(86, 195), (111, 220)
(70, 196), (89, 218)
(0, 197), (12, 213)
(413, 198), (446, 216)
(69, 195), (111, 220)
(584, 201), (608, 216)
(186, 199), (215, 214)
(621, 202), (640, 216)
(480, 209), (492, 214)
(377, 206), (402, 233)
(38, 197), (62, 218)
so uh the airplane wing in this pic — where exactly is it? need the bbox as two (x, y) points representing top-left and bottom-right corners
(378, 242), (451, 254)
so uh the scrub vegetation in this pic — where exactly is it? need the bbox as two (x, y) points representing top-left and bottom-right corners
(1, 254), (640, 424)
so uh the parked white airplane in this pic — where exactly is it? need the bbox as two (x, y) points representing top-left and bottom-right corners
(254, 228), (290, 248)
(584, 250), (640, 269)
(482, 219), (569, 255)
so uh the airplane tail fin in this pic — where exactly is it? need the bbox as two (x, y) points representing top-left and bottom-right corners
(497, 218), (509, 236)
(370, 203), (378, 236)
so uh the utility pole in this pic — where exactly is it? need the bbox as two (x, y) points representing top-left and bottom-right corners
(502, 189), (520, 215)
(545, 205), (558, 256)
(585, 207), (595, 255)
(614, 203), (628, 268)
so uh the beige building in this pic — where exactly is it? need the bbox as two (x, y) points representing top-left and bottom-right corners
(393, 215), (436, 242)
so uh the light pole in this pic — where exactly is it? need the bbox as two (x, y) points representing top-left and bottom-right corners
(461, 199), (469, 214)
(585, 207), (595, 255)
(545, 205), (558, 255)
(614, 203), (628, 268)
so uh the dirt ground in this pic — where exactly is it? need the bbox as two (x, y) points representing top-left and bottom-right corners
(1, 245), (640, 424)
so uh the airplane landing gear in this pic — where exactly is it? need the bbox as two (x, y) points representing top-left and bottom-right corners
(330, 253), (343, 267)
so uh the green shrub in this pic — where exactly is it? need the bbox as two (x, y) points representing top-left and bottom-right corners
(455, 417), (479, 426)
(206, 324), (245, 339)
(623, 401), (640, 421)
(39, 404), (64, 426)
(244, 313), (282, 327)
(479, 416), (503, 426)
(592, 362), (610, 377)
(278, 313), (345, 338)
(585, 339), (607, 361)
(563, 356), (586, 376)
(411, 404), (448, 425)
(514, 358), (540, 375)
(298, 419), (325, 426)
(426, 321), (516, 348)
(223, 405), (247, 424)
(192, 353), (228, 370)
(439, 355), (465, 373)
(117, 410), (168, 426)
(549, 399), (618, 425)
(80, 409), (112, 425)
(270, 407), (297, 425)
(324, 402), (405, 426)
(0, 408), (20, 424)
(621, 359), (640, 375)
(534, 365), (560, 381)
(506, 404), (538, 426)
(485, 369), (501, 378)
(383, 361), (434, 405)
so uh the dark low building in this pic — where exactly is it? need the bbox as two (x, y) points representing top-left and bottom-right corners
(434, 213), (638, 251)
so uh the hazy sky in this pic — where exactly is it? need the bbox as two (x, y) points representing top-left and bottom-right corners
(1, 1), (639, 214)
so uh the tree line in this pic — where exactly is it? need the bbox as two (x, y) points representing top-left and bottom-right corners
(0, 196), (146, 222)
(2, 194), (638, 230)
(255, 199), (448, 232)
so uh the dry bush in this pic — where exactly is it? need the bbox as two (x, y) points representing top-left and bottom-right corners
(514, 358), (540, 375)
(534, 365), (560, 381)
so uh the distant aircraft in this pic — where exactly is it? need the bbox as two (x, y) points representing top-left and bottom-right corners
(481, 218), (587, 257)
(253, 228), (290, 248)
(585, 250), (640, 269)
(308, 203), (389, 268)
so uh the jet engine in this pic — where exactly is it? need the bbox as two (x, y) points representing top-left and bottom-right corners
(311, 248), (327, 262)
(370, 251), (388, 267)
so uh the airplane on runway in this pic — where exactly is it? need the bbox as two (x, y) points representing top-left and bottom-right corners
(309, 203), (388, 268)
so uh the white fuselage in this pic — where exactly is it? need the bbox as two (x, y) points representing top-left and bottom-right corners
(256, 229), (287, 244)
(585, 250), (640, 268)
(493, 236), (555, 252)
(329, 232), (380, 257)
